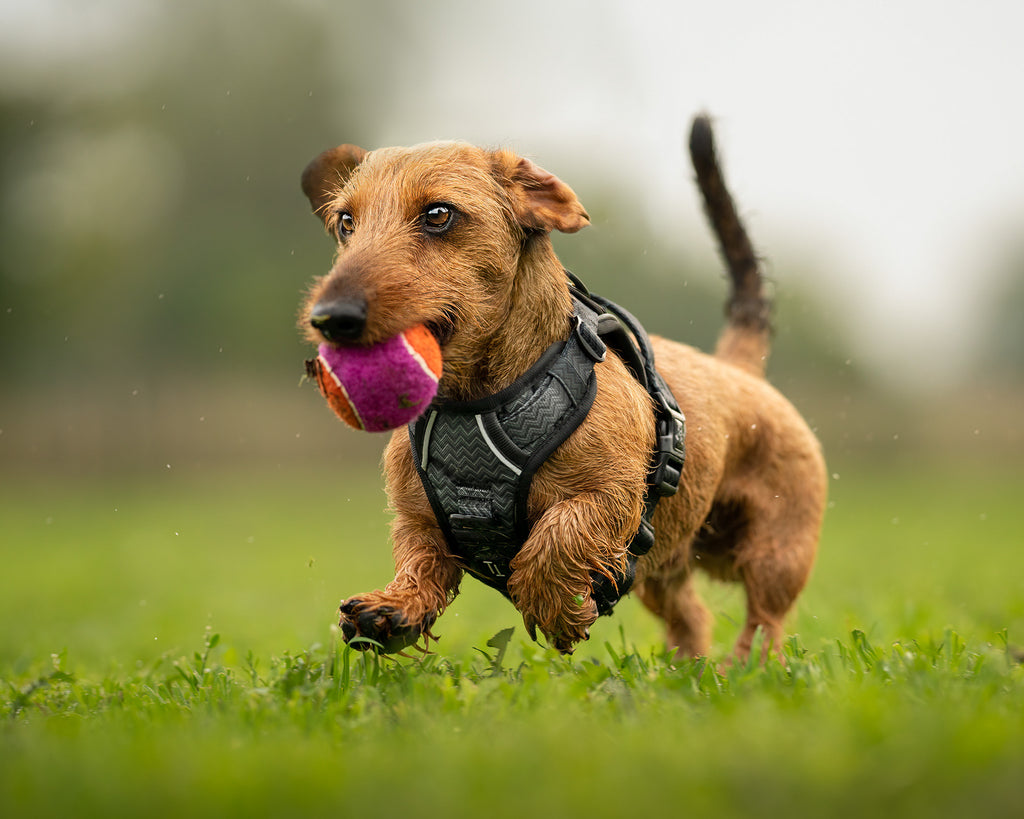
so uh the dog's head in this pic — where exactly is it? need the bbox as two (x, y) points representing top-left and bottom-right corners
(299, 141), (588, 396)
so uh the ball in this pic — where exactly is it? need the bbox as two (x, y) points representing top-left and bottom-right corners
(308, 324), (442, 432)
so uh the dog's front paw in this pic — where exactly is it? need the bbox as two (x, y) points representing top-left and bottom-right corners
(548, 626), (590, 655)
(522, 595), (597, 655)
(338, 597), (435, 653)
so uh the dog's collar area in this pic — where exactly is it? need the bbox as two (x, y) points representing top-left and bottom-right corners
(408, 275), (686, 619)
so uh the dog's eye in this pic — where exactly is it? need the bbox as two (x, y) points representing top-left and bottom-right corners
(336, 212), (355, 240)
(423, 204), (455, 234)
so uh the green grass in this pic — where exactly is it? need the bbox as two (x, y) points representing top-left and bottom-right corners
(2, 463), (1023, 818)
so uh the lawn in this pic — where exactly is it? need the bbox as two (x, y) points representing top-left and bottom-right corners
(2, 462), (1022, 818)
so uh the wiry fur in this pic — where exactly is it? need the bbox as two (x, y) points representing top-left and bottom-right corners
(299, 116), (827, 659)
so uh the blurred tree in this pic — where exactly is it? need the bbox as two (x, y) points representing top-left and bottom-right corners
(0, 0), (373, 386)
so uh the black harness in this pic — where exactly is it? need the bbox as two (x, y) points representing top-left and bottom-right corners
(409, 275), (686, 615)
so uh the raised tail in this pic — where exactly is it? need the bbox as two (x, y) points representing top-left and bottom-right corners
(689, 114), (771, 377)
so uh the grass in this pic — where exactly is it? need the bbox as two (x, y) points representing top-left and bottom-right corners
(2, 461), (1023, 818)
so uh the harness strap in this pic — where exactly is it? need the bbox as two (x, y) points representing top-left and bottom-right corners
(567, 273), (687, 613)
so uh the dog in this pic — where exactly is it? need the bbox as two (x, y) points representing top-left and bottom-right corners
(299, 115), (827, 660)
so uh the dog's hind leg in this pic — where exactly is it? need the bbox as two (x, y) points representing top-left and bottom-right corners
(635, 570), (713, 659)
(731, 490), (823, 662)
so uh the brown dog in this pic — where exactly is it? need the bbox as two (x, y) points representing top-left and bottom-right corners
(299, 116), (827, 660)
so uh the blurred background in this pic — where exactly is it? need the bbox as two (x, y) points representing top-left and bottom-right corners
(1, 0), (1021, 476)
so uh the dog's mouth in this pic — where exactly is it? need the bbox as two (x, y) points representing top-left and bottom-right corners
(426, 313), (457, 349)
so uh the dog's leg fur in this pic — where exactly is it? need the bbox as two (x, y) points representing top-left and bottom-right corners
(507, 350), (655, 652)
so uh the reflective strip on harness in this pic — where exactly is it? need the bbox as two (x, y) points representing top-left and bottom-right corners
(475, 415), (523, 476)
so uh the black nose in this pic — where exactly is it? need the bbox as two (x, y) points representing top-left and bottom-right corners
(309, 298), (367, 342)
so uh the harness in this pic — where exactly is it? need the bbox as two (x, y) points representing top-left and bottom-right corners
(409, 274), (686, 616)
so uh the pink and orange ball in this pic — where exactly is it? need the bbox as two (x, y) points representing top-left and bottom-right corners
(309, 324), (443, 432)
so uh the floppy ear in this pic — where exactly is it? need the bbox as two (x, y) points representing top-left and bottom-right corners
(494, 150), (589, 234)
(300, 144), (368, 223)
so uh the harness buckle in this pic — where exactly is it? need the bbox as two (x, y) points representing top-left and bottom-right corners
(573, 315), (607, 363)
(650, 404), (686, 498)
(629, 516), (656, 556)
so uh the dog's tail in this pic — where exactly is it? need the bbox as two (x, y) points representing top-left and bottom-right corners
(689, 114), (771, 377)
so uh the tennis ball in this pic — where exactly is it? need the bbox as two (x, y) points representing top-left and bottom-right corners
(308, 324), (442, 432)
